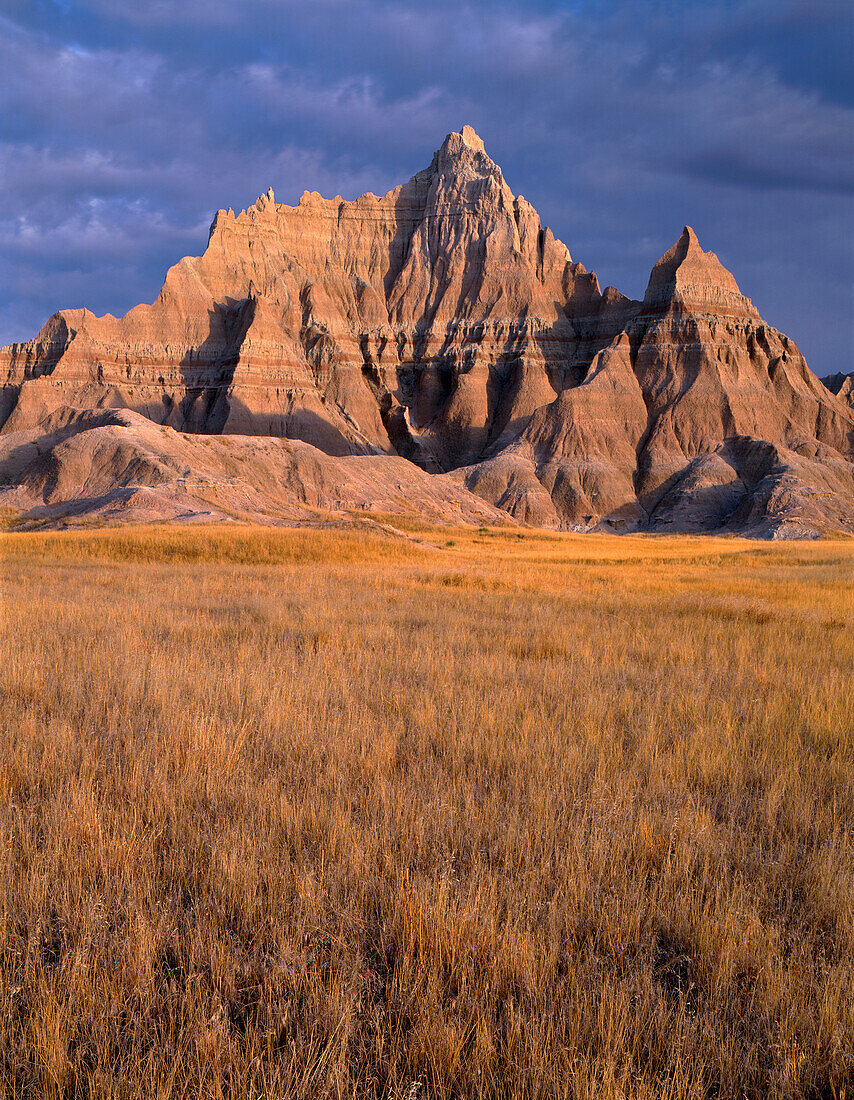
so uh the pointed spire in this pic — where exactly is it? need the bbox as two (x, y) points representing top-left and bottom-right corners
(432, 126), (496, 175)
(643, 226), (758, 317)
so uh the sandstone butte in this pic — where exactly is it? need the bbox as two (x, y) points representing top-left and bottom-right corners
(1, 126), (852, 535)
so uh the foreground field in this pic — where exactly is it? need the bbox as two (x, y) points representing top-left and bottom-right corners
(1, 525), (852, 1099)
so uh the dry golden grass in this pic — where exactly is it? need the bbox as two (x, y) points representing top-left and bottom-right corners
(0, 525), (852, 1099)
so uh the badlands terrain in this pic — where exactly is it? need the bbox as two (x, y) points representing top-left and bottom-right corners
(1, 524), (852, 1097)
(1, 126), (852, 1098)
(1, 127), (852, 535)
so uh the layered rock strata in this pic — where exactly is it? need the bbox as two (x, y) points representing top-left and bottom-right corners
(459, 228), (854, 534)
(2, 127), (852, 534)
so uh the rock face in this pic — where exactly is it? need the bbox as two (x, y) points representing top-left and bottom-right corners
(823, 373), (854, 411)
(0, 406), (509, 528)
(459, 227), (854, 535)
(2, 127), (852, 534)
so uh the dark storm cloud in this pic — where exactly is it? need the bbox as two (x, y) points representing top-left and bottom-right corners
(1, 0), (851, 376)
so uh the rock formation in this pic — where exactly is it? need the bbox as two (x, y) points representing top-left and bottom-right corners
(2, 127), (852, 534)
(823, 373), (854, 411)
(459, 227), (854, 535)
(0, 406), (508, 528)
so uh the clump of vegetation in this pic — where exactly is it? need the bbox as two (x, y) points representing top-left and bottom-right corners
(0, 526), (851, 1098)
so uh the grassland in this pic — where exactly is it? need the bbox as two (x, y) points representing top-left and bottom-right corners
(1, 524), (852, 1099)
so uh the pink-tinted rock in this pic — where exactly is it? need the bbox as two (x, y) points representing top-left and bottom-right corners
(1, 128), (852, 535)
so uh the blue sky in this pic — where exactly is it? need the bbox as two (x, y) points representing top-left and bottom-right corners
(1, 0), (852, 377)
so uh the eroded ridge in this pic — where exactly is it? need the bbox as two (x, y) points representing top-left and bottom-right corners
(1, 128), (852, 534)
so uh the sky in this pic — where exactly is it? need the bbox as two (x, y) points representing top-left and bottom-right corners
(1, 0), (852, 378)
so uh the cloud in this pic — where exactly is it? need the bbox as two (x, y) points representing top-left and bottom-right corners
(0, 0), (851, 376)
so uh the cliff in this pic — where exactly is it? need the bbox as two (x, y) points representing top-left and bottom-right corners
(2, 128), (852, 535)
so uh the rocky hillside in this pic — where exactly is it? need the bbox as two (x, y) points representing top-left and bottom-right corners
(2, 127), (852, 534)
(823, 373), (854, 411)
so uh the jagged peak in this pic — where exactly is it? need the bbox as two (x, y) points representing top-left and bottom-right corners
(210, 127), (503, 245)
(644, 225), (759, 317)
(432, 125), (498, 176)
(821, 371), (853, 396)
(460, 125), (485, 153)
(650, 226), (738, 290)
(254, 187), (276, 211)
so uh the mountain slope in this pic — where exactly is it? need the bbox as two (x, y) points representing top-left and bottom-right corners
(457, 226), (854, 535)
(823, 372), (854, 411)
(1, 128), (852, 535)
